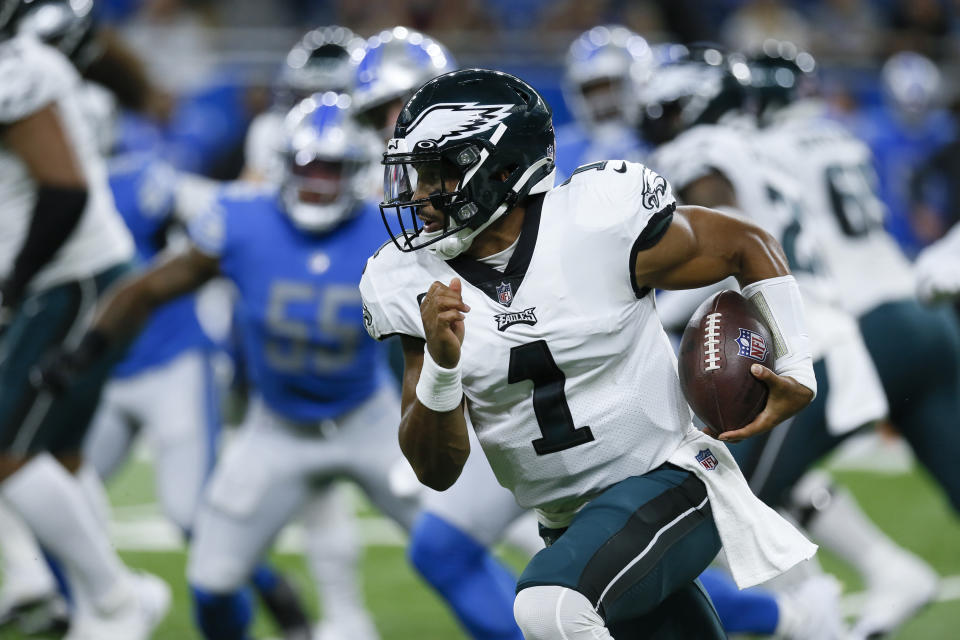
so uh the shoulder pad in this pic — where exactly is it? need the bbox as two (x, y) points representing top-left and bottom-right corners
(0, 37), (72, 124)
(360, 241), (433, 341)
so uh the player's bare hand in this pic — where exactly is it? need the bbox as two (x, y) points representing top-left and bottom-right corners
(718, 364), (814, 443)
(420, 278), (470, 368)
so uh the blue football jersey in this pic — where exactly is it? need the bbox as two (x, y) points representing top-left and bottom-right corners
(189, 187), (391, 422)
(108, 152), (211, 378)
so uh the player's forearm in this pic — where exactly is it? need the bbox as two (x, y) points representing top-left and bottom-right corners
(92, 251), (215, 345)
(398, 404), (470, 491)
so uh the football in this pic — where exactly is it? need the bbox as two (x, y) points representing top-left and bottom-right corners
(678, 290), (775, 434)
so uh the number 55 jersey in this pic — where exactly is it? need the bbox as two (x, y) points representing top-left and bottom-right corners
(190, 186), (392, 422)
(360, 162), (694, 522)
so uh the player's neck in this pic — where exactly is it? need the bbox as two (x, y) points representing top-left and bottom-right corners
(464, 205), (526, 259)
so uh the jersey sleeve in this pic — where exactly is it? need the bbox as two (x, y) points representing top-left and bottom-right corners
(0, 39), (68, 124)
(561, 161), (677, 299)
(187, 195), (228, 258)
(359, 246), (427, 342)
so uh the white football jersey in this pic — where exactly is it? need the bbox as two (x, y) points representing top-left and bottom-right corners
(758, 101), (915, 316)
(649, 121), (836, 306)
(0, 36), (132, 291)
(361, 161), (694, 521)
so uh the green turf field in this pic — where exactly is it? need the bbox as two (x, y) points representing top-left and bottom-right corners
(1, 452), (958, 639)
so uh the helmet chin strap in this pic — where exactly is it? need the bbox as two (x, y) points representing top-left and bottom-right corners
(427, 158), (555, 260)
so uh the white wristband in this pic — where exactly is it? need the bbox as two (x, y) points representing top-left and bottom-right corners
(741, 275), (818, 398)
(416, 346), (463, 412)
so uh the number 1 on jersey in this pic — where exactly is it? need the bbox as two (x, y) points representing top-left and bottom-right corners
(508, 340), (595, 455)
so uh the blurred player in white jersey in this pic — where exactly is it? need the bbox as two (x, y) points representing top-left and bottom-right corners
(0, 2), (170, 638)
(747, 45), (957, 636)
(642, 44), (946, 638)
(555, 25), (651, 180)
(352, 28), (549, 640)
(9, 4), (323, 638)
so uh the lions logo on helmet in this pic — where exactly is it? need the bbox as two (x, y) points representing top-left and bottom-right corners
(280, 93), (370, 233)
(380, 68), (555, 260)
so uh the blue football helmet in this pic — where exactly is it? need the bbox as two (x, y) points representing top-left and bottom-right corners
(275, 25), (365, 109)
(353, 26), (456, 140)
(280, 94), (370, 233)
(881, 51), (942, 121)
(563, 25), (654, 132)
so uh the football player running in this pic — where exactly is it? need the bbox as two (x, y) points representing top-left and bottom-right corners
(40, 97), (420, 640)
(555, 25), (651, 180)
(643, 45), (945, 638)
(361, 68), (818, 638)
(0, 2), (170, 638)
(353, 30), (546, 640)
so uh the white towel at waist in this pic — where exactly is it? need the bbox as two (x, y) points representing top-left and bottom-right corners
(667, 427), (818, 589)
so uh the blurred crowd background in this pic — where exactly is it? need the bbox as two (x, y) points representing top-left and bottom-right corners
(97, 0), (960, 256)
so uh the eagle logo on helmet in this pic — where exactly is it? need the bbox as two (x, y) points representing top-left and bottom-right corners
(405, 102), (513, 147)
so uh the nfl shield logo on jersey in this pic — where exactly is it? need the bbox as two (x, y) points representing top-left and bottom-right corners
(736, 329), (767, 362)
(496, 281), (513, 306)
(696, 449), (719, 471)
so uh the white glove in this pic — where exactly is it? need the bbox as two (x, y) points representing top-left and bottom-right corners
(915, 224), (960, 303)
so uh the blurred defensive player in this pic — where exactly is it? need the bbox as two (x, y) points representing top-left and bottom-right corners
(555, 25), (651, 180)
(38, 96), (420, 640)
(0, 2), (170, 638)
(240, 24), (388, 639)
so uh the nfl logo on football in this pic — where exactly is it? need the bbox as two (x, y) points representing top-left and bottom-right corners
(696, 449), (719, 471)
(496, 281), (513, 306)
(736, 328), (767, 361)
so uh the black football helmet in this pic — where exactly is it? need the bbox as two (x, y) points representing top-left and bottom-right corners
(747, 40), (817, 124)
(275, 25), (364, 108)
(380, 68), (556, 259)
(10, 0), (97, 67)
(636, 44), (752, 146)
